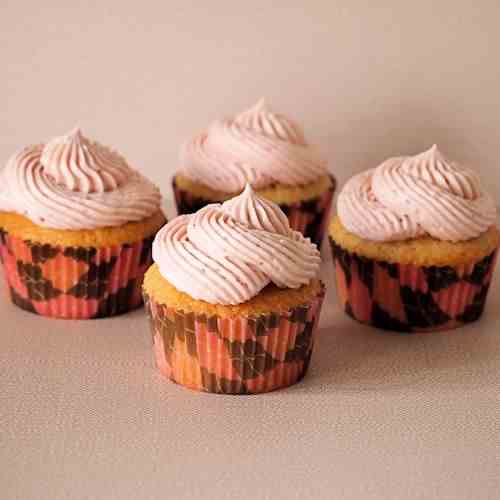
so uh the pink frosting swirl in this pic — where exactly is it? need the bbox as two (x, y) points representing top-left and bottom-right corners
(153, 184), (320, 305)
(338, 145), (496, 242)
(180, 99), (328, 192)
(0, 128), (161, 229)
(41, 127), (130, 193)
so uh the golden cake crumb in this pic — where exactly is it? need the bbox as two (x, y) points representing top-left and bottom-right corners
(143, 264), (323, 317)
(0, 210), (166, 247)
(329, 216), (499, 267)
(174, 174), (334, 205)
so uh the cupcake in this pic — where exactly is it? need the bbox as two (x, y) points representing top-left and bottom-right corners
(0, 128), (166, 319)
(173, 99), (335, 248)
(329, 145), (499, 333)
(144, 184), (325, 394)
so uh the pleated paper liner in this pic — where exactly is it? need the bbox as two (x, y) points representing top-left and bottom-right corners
(330, 238), (498, 333)
(0, 228), (155, 319)
(144, 283), (326, 394)
(172, 176), (336, 248)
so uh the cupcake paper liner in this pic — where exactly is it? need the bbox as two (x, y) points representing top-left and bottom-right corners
(330, 238), (498, 333)
(172, 176), (336, 248)
(144, 284), (326, 394)
(0, 228), (155, 319)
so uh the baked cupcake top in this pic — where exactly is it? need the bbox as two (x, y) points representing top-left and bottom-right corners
(153, 184), (321, 305)
(179, 99), (328, 192)
(0, 128), (161, 230)
(337, 145), (496, 242)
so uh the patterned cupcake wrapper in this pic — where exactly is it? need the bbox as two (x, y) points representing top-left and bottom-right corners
(144, 284), (326, 394)
(172, 176), (336, 248)
(330, 238), (498, 333)
(0, 228), (154, 319)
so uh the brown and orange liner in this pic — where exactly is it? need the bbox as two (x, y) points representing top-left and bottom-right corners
(144, 283), (325, 394)
(330, 238), (498, 333)
(0, 229), (156, 319)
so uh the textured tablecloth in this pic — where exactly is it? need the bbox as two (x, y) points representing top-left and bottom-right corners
(1, 246), (499, 500)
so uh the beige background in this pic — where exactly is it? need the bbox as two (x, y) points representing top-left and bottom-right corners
(1, 2), (500, 499)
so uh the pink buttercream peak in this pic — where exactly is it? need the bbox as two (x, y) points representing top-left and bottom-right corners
(233, 99), (306, 145)
(0, 130), (161, 229)
(337, 146), (495, 242)
(40, 128), (132, 194)
(180, 101), (327, 193)
(234, 98), (268, 123)
(222, 182), (291, 236)
(153, 187), (320, 305)
(64, 127), (84, 142)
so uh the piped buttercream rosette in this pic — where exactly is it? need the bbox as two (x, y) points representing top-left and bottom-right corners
(153, 184), (321, 305)
(337, 145), (496, 242)
(180, 99), (328, 192)
(0, 128), (161, 229)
